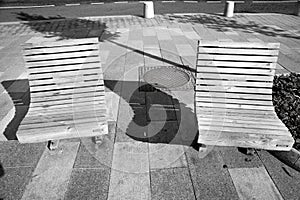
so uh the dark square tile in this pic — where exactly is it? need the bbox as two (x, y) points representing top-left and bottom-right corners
(0, 166), (34, 200)
(186, 147), (239, 200)
(0, 141), (45, 168)
(257, 150), (300, 200)
(64, 168), (110, 200)
(150, 167), (195, 200)
(74, 122), (115, 169)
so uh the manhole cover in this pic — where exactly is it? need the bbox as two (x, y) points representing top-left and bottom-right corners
(144, 67), (190, 88)
(139, 66), (195, 91)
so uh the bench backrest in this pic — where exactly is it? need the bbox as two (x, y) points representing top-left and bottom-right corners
(196, 41), (280, 111)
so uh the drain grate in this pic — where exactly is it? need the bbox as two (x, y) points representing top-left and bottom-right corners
(139, 65), (195, 91)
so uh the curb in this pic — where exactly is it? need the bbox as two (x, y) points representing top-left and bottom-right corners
(268, 147), (300, 172)
(0, 0), (298, 9)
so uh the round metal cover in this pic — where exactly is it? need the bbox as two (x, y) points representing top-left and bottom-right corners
(143, 67), (190, 89)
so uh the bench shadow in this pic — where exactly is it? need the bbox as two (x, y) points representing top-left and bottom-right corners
(105, 79), (200, 150)
(1, 80), (30, 140)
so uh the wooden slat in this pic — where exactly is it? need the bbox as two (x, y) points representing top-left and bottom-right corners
(23, 44), (99, 55)
(196, 73), (274, 82)
(198, 125), (287, 135)
(21, 112), (106, 127)
(197, 47), (279, 55)
(17, 122), (108, 143)
(197, 67), (274, 75)
(196, 79), (273, 88)
(31, 91), (105, 103)
(28, 99), (105, 112)
(24, 50), (99, 62)
(30, 85), (105, 98)
(23, 38), (99, 49)
(198, 120), (288, 131)
(197, 115), (283, 126)
(196, 60), (276, 69)
(29, 95), (105, 108)
(198, 131), (294, 151)
(197, 102), (274, 110)
(196, 85), (272, 94)
(196, 107), (276, 117)
(196, 97), (273, 106)
(27, 105), (107, 117)
(30, 74), (103, 87)
(30, 81), (104, 92)
(26, 56), (100, 68)
(198, 41), (280, 49)
(197, 54), (278, 62)
(196, 91), (272, 100)
(29, 66), (103, 77)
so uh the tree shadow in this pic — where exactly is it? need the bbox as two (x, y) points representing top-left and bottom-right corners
(14, 12), (120, 40)
(1, 80), (30, 140)
(105, 79), (200, 150)
(168, 14), (300, 40)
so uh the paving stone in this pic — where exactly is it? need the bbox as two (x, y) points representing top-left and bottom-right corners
(186, 147), (239, 200)
(147, 121), (186, 145)
(117, 104), (148, 143)
(108, 141), (150, 200)
(146, 91), (177, 121)
(143, 36), (159, 48)
(128, 29), (143, 41)
(176, 44), (195, 57)
(125, 51), (144, 75)
(74, 122), (115, 169)
(0, 166), (34, 200)
(64, 168), (110, 200)
(150, 167), (195, 200)
(149, 143), (187, 169)
(116, 101), (136, 143)
(257, 150), (300, 200)
(229, 167), (283, 200)
(108, 170), (151, 200)
(143, 28), (156, 37)
(156, 28), (172, 40)
(127, 40), (143, 51)
(105, 92), (121, 122)
(0, 141), (45, 168)
(159, 40), (179, 54)
(171, 35), (189, 45)
(21, 141), (79, 200)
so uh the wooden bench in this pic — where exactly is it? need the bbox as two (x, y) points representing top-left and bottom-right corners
(17, 38), (108, 145)
(195, 41), (294, 151)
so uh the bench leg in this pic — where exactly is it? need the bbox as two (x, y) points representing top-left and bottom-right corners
(47, 140), (59, 151)
(94, 135), (105, 145)
(198, 144), (214, 158)
(238, 147), (256, 156)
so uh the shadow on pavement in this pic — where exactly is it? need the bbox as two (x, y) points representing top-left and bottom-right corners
(14, 12), (120, 40)
(168, 14), (300, 40)
(105, 79), (200, 150)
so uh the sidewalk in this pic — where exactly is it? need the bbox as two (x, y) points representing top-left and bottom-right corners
(0, 13), (300, 200)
